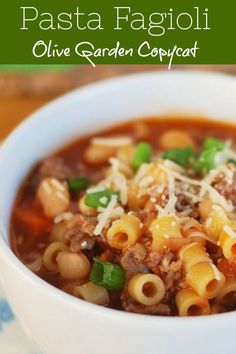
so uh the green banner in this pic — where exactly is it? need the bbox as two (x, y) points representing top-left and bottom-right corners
(0, 0), (235, 66)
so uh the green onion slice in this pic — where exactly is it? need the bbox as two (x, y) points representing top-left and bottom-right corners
(133, 142), (152, 170)
(203, 137), (225, 151)
(193, 137), (226, 173)
(163, 146), (194, 167)
(85, 189), (120, 209)
(193, 148), (219, 173)
(67, 177), (90, 192)
(90, 257), (125, 291)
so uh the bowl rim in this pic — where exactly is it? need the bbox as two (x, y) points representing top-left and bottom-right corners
(1, 69), (236, 327)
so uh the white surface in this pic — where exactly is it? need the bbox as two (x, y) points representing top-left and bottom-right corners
(0, 285), (41, 354)
(0, 71), (236, 354)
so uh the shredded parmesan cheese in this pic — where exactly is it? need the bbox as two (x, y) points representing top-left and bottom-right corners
(51, 179), (66, 192)
(163, 159), (185, 173)
(159, 196), (177, 217)
(159, 163), (233, 212)
(200, 164), (233, 197)
(201, 181), (233, 212)
(87, 186), (105, 194)
(133, 163), (151, 184)
(223, 225), (236, 239)
(205, 217), (213, 228)
(42, 181), (52, 195)
(91, 136), (132, 147)
(56, 191), (69, 202)
(94, 195), (118, 236)
(54, 212), (73, 224)
(99, 196), (108, 205)
(210, 263), (222, 281)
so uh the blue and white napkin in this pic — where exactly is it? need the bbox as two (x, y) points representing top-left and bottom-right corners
(0, 285), (42, 354)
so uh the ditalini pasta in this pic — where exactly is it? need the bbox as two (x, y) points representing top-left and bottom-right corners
(43, 241), (69, 272)
(219, 224), (236, 260)
(203, 205), (231, 243)
(10, 118), (236, 316)
(106, 214), (141, 249)
(150, 216), (182, 251)
(128, 273), (166, 306)
(175, 289), (210, 316)
(73, 282), (109, 306)
(186, 263), (225, 299)
(178, 243), (211, 272)
(216, 279), (236, 306)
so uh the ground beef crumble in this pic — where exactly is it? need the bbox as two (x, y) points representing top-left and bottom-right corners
(40, 157), (73, 180)
(63, 214), (96, 252)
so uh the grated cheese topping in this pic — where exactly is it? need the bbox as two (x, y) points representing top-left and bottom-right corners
(42, 180), (52, 194)
(94, 195), (119, 236)
(109, 158), (128, 205)
(160, 162), (233, 212)
(223, 224), (236, 239)
(55, 191), (69, 202)
(91, 136), (132, 147)
(51, 178), (66, 192)
(54, 212), (74, 224)
(85, 137), (236, 249)
(87, 186), (105, 194)
(201, 181), (233, 212)
(210, 263), (222, 281)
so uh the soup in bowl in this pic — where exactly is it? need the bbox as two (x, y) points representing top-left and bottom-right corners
(0, 71), (236, 354)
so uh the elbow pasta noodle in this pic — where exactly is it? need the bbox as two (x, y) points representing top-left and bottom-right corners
(50, 221), (67, 243)
(116, 145), (136, 166)
(182, 231), (207, 247)
(159, 130), (196, 150)
(181, 219), (206, 243)
(37, 177), (70, 218)
(56, 252), (91, 280)
(84, 144), (118, 164)
(105, 158), (133, 178)
(73, 282), (109, 306)
(203, 205), (231, 243)
(218, 224), (236, 260)
(128, 273), (165, 306)
(78, 195), (97, 216)
(106, 214), (141, 249)
(127, 185), (148, 210)
(145, 163), (168, 186)
(175, 289), (210, 316)
(43, 241), (69, 272)
(186, 262), (225, 299)
(178, 243), (211, 273)
(216, 279), (236, 305)
(150, 216), (182, 251)
(199, 198), (213, 220)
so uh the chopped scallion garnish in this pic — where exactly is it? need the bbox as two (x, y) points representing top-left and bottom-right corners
(193, 148), (219, 173)
(67, 177), (90, 193)
(85, 189), (120, 208)
(203, 137), (225, 151)
(163, 146), (194, 167)
(90, 257), (125, 291)
(193, 137), (226, 173)
(133, 142), (152, 170)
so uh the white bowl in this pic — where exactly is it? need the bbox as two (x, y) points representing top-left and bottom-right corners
(0, 71), (236, 354)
